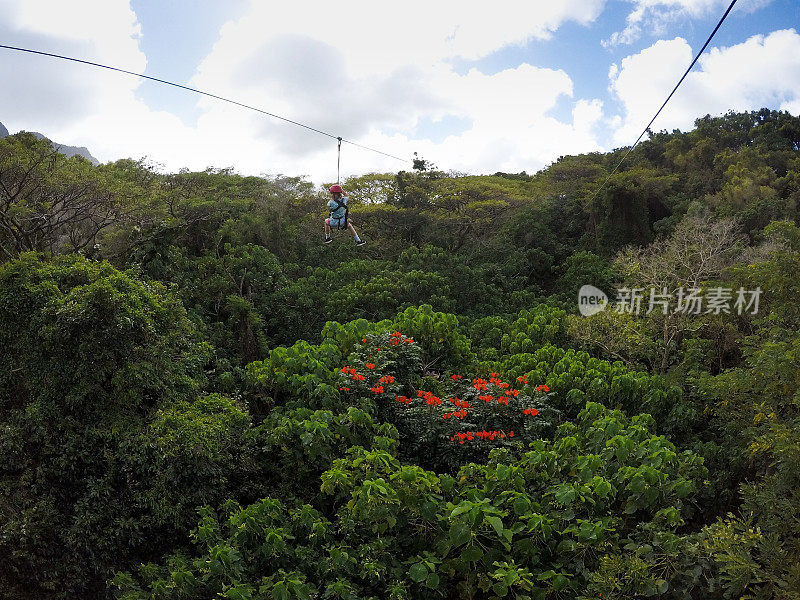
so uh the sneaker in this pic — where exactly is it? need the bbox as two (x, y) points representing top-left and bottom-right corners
(355, 239), (366, 246)
(324, 237), (333, 244)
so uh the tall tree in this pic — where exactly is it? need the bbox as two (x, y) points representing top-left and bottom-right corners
(0, 133), (119, 258)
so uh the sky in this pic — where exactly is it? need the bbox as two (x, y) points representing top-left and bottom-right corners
(0, 0), (798, 185)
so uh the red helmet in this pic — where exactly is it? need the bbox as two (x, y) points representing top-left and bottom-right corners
(329, 184), (343, 194)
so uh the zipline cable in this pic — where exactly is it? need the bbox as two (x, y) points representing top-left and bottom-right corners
(588, 0), (738, 202)
(0, 43), (410, 165)
(496, 0), (738, 276)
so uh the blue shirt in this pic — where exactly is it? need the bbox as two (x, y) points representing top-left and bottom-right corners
(328, 195), (348, 219)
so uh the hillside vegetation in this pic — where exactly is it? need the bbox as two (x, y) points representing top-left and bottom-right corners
(1, 109), (800, 599)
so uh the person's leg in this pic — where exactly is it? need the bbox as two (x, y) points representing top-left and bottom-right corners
(348, 222), (365, 245)
(324, 218), (332, 242)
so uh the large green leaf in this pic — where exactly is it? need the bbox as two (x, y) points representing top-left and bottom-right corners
(450, 521), (472, 547)
(486, 515), (505, 538)
(409, 563), (428, 582)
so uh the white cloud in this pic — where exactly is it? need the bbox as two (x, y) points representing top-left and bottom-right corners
(0, 0), (204, 166)
(185, 0), (608, 180)
(609, 29), (800, 144)
(603, 0), (774, 48)
(573, 99), (605, 135)
(0, 0), (609, 182)
(12, 0), (144, 66)
(0, 0), (143, 131)
(609, 37), (693, 142)
(782, 99), (800, 114)
(193, 0), (607, 80)
(410, 65), (604, 173)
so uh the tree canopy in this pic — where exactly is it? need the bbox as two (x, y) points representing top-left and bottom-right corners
(1, 109), (800, 599)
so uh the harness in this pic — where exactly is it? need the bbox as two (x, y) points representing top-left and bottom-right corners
(330, 196), (349, 230)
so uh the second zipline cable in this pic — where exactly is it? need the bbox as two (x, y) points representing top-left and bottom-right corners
(588, 0), (738, 200)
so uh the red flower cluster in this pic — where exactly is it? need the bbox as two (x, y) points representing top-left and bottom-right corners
(444, 409), (468, 420)
(450, 430), (514, 444)
(341, 358), (549, 450)
(341, 366), (365, 382)
(488, 372), (507, 386)
(475, 373), (519, 393)
(417, 390), (442, 406)
(359, 332), (412, 349)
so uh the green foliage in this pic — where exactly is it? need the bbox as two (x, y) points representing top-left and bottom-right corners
(589, 168), (677, 251)
(691, 222), (800, 597)
(160, 243), (284, 364)
(246, 339), (343, 411)
(267, 261), (456, 345)
(0, 253), (204, 416)
(0, 254), (251, 598)
(697, 515), (800, 600)
(498, 305), (567, 355)
(468, 315), (512, 361)
(112, 498), (328, 600)
(392, 304), (475, 372)
(148, 393), (250, 460)
(488, 345), (680, 429)
(567, 309), (657, 370)
(342, 172), (397, 205)
(553, 250), (616, 301)
(115, 401), (706, 600)
(253, 406), (396, 501)
(0, 133), (120, 258)
(3, 109), (800, 599)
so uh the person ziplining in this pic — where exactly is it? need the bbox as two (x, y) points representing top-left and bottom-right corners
(324, 137), (365, 246)
(324, 184), (365, 245)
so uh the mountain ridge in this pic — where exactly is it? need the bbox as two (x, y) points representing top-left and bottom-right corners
(0, 120), (99, 165)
